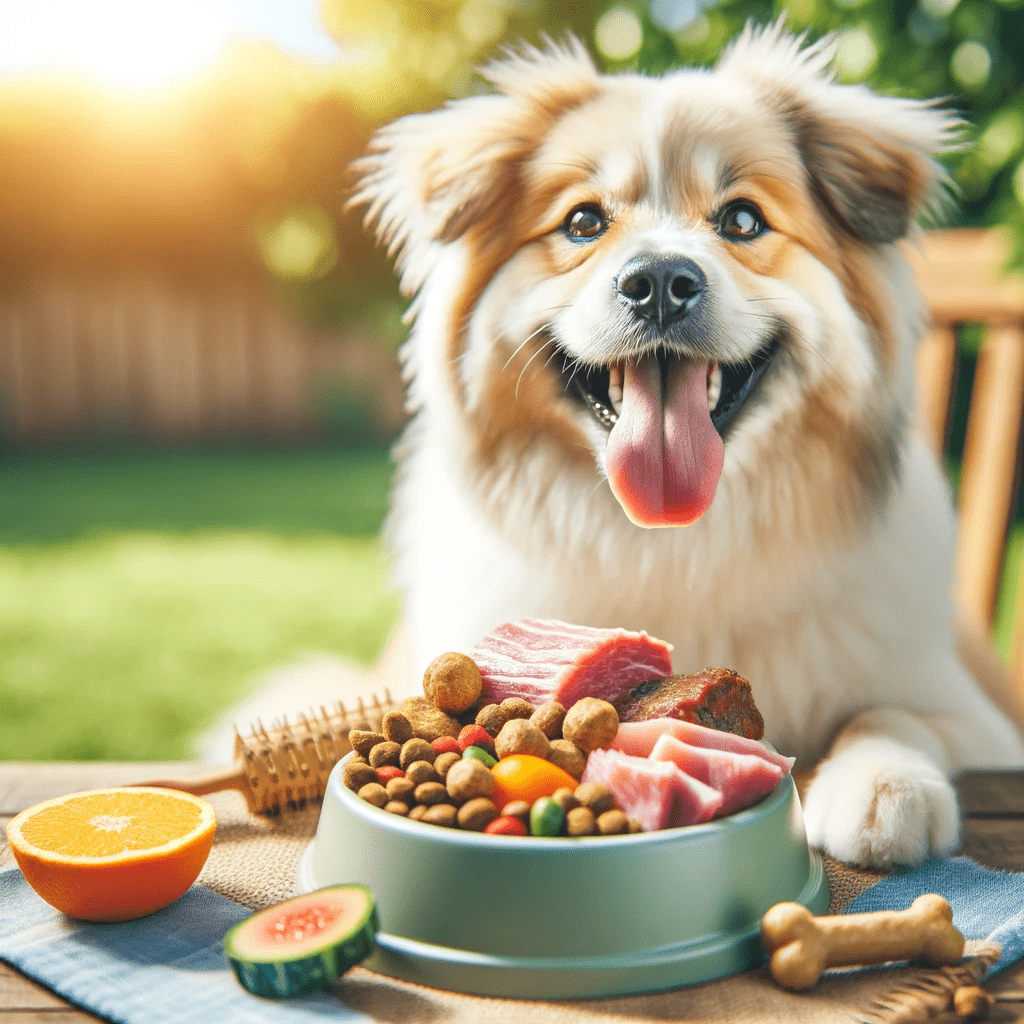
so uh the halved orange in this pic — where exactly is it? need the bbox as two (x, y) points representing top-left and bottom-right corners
(6, 786), (216, 922)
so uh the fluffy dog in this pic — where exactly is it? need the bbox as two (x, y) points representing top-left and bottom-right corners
(207, 25), (1024, 868)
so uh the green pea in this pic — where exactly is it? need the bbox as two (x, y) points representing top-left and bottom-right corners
(462, 745), (497, 768)
(530, 796), (565, 837)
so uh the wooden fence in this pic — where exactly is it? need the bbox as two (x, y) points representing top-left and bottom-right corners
(0, 274), (404, 444)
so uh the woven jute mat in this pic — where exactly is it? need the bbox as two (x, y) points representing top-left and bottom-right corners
(196, 790), (999, 1024)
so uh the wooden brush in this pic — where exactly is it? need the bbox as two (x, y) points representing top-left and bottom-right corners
(143, 691), (396, 815)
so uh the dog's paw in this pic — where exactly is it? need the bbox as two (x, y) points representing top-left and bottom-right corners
(802, 739), (959, 869)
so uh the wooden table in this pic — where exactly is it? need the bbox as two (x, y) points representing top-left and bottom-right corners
(3, 762), (1024, 1023)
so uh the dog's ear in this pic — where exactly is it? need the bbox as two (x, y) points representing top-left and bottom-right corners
(351, 37), (599, 295)
(717, 22), (961, 244)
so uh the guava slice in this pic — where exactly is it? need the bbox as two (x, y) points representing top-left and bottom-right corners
(224, 884), (378, 998)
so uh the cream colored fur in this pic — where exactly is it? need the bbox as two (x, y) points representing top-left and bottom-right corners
(202, 25), (1024, 869)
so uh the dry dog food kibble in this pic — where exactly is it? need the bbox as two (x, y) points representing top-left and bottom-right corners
(349, 731), (386, 758)
(386, 777), (415, 804)
(457, 797), (499, 831)
(547, 739), (587, 779)
(343, 760), (378, 792)
(422, 804), (458, 828)
(354, 690), (628, 837)
(550, 787), (578, 813)
(399, 738), (436, 770)
(499, 697), (536, 722)
(574, 782), (616, 815)
(530, 701), (567, 739)
(414, 782), (449, 806)
(502, 800), (531, 824)
(432, 751), (461, 779)
(566, 806), (597, 836)
(405, 761), (439, 787)
(475, 703), (509, 737)
(563, 698), (619, 753)
(381, 711), (413, 746)
(398, 697), (462, 742)
(357, 783), (388, 808)
(597, 809), (629, 835)
(368, 742), (402, 769)
(494, 719), (551, 760)
(422, 652), (483, 715)
(446, 759), (494, 803)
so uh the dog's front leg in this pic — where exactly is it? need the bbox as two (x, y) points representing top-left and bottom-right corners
(801, 708), (959, 869)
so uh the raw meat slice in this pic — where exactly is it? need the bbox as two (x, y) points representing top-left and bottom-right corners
(614, 667), (764, 739)
(471, 619), (673, 709)
(649, 733), (784, 815)
(581, 747), (722, 831)
(611, 718), (794, 774)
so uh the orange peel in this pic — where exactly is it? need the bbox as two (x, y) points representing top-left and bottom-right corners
(6, 786), (216, 922)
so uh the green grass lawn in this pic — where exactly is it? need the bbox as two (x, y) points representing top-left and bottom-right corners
(1, 448), (399, 760)
(1, 446), (1020, 762)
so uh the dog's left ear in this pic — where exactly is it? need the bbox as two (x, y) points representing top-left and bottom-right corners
(351, 37), (599, 295)
(717, 23), (961, 244)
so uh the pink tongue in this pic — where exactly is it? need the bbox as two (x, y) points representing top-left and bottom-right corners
(606, 356), (724, 527)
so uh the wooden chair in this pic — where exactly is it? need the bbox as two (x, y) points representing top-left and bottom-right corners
(907, 228), (1024, 700)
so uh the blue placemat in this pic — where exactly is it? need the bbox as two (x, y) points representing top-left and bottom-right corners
(843, 856), (1024, 974)
(0, 867), (373, 1023)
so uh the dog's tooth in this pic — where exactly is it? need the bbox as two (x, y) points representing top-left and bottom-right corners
(707, 362), (722, 412)
(608, 364), (623, 416)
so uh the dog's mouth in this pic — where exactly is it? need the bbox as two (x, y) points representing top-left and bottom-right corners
(561, 332), (782, 438)
(556, 331), (782, 528)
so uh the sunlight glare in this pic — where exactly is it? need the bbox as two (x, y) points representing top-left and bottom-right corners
(0, 0), (337, 93)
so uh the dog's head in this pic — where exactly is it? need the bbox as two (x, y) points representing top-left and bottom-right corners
(355, 25), (957, 544)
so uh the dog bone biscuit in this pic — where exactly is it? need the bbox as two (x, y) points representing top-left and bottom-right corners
(760, 894), (965, 990)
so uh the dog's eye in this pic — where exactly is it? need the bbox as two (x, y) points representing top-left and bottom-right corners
(718, 202), (766, 241)
(564, 205), (607, 240)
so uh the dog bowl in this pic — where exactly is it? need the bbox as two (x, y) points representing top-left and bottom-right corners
(296, 754), (828, 999)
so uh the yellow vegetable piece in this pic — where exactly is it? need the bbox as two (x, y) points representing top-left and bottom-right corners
(490, 755), (578, 812)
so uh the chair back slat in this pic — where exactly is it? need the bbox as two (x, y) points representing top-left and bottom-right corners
(913, 325), (958, 456)
(908, 230), (1024, 704)
(1013, 569), (1024, 691)
(954, 325), (1024, 628)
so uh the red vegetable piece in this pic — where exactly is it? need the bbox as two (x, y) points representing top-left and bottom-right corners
(484, 815), (529, 836)
(375, 766), (405, 784)
(458, 724), (494, 754)
(431, 736), (461, 755)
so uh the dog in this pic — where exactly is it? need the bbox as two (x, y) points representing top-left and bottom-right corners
(205, 24), (1024, 869)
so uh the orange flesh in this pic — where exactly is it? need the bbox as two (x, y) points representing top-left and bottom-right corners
(18, 791), (205, 858)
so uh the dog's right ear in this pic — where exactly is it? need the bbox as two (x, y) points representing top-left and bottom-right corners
(350, 37), (599, 295)
(718, 21), (960, 245)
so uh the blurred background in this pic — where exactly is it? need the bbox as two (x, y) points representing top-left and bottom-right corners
(2, 0), (1022, 761)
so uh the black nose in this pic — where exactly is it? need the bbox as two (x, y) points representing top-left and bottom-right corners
(615, 255), (707, 326)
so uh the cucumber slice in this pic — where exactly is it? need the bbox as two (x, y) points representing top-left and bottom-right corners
(224, 884), (378, 998)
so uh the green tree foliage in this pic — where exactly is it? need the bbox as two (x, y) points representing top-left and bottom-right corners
(618, 0), (1024, 259)
(324, 0), (1024, 262)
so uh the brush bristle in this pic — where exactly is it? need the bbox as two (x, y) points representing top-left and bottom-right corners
(234, 692), (397, 814)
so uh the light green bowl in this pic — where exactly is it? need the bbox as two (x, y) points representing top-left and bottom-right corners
(296, 754), (828, 999)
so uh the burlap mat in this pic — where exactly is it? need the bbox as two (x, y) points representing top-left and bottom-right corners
(197, 790), (1000, 1024)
